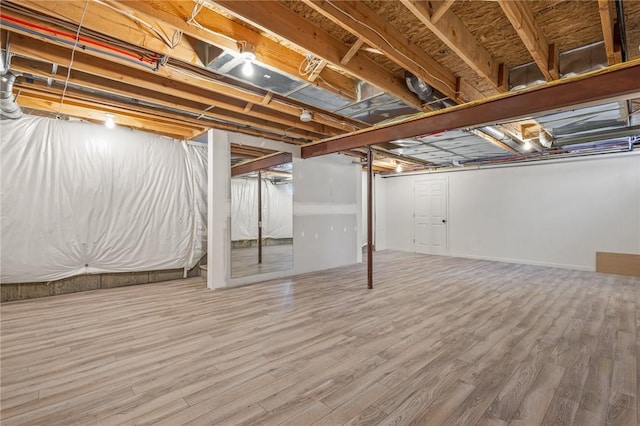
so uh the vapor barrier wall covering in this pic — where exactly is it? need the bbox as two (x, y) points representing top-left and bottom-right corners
(0, 116), (207, 283)
(231, 177), (292, 241)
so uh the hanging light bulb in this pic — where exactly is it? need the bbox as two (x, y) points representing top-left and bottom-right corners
(241, 57), (254, 77)
(395, 162), (403, 173)
(523, 140), (532, 151)
(104, 113), (115, 129)
(238, 43), (256, 78)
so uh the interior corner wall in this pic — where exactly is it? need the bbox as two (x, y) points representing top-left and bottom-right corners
(383, 153), (640, 271)
(207, 129), (230, 290)
(209, 131), (361, 288)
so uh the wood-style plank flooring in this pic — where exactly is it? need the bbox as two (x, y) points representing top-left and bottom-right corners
(1, 251), (639, 425)
(231, 244), (293, 278)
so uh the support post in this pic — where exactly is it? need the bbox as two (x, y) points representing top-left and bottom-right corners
(258, 170), (263, 264)
(367, 146), (373, 289)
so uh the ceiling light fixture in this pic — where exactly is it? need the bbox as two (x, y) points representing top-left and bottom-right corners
(523, 140), (532, 151)
(238, 42), (256, 77)
(299, 109), (312, 122)
(395, 161), (403, 173)
(104, 113), (115, 129)
(539, 130), (554, 148)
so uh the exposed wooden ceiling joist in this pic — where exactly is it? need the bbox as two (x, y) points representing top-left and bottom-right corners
(430, 0), (456, 24)
(1, 8), (360, 134)
(498, 0), (559, 81)
(116, 0), (357, 100)
(11, 0), (203, 66)
(18, 91), (204, 139)
(15, 76), (318, 144)
(230, 143), (277, 159)
(597, 0), (622, 65)
(400, 0), (506, 92)
(11, 0), (358, 101)
(211, 0), (423, 108)
(302, 60), (640, 158)
(300, 0), (463, 102)
(4, 32), (351, 140)
(231, 152), (293, 177)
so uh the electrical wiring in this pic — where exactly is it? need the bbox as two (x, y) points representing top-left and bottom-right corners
(58, 0), (90, 114)
(186, 0), (238, 45)
(316, 112), (358, 131)
(165, 62), (224, 81)
(323, 0), (458, 98)
(315, 75), (351, 99)
(93, 0), (183, 49)
(298, 54), (323, 77)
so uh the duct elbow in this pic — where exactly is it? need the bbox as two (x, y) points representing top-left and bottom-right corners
(1, 72), (23, 120)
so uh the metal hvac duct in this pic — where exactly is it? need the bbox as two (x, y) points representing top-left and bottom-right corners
(1, 51), (22, 120)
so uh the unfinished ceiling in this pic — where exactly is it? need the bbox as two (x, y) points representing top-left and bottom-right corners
(1, 0), (639, 172)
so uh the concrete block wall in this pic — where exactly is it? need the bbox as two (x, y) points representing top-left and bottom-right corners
(1, 265), (201, 302)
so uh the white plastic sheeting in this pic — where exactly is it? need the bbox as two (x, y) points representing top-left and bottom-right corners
(0, 116), (207, 283)
(231, 177), (292, 241)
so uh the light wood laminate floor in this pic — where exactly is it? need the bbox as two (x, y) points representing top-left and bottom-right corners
(1, 251), (639, 425)
(231, 244), (293, 278)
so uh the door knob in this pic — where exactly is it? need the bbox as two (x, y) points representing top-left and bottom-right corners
(442, 219), (447, 223)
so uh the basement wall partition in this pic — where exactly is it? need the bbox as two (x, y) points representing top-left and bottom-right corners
(206, 129), (362, 289)
(0, 116), (207, 288)
(383, 152), (640, 271)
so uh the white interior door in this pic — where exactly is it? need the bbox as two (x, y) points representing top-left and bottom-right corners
(414, 177), (448, 255)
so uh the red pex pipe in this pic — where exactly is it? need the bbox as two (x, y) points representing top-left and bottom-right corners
(1, 13), (156, 64)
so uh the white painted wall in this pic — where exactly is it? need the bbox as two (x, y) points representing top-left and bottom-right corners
(383, 153), (640, 271)
(361, 173), (387, 251)
(207, 130), (362, 288)
(294, 154), (361, 274)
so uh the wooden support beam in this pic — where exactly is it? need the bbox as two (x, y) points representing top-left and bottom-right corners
(243, 103), (253, 113)
(14, 0), (356, 100)
(10, 60), (308, 144)
(301, 60), (640, 158)
(231, 143), (277, 159)
(1, 11), (360, 133)
(4, 33), (337, 138)
(299, 0), (460, 102)
(261, 92), (273, 106)
(498, 0), (559, 81)
(12, 0), (204, 65)
(307, 59), (328, 82)
(213, 0), (423, 108)
(231, 152), (293, 177)
(17, 92), (202, 139)
(340, 38), (364, 65)
(468, 129), (519, 154)
(113, 0), (357, 100)
(598, 0), (622, 65)
(369, 146), (433, 167)
(431, 0), (456, 23)
(401, 0), (503, 91)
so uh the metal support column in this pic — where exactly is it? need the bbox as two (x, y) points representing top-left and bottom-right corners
(367, 146), (373, 289)
(258, 170), (263, 264)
